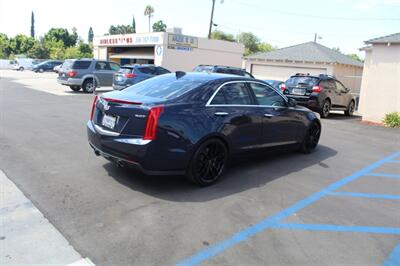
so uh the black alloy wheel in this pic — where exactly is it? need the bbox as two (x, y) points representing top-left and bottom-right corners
(82, 79), (96, 93)
(186, 139), (228, 186)
(345, 101), (355, 116)
(320, 100), (331, 118)
(299, 122), (321, 153)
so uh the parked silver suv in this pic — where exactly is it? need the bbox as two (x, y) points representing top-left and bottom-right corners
(57, 59), (120, 93)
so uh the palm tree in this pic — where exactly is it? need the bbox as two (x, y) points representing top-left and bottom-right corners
(144, 5), (155, 32)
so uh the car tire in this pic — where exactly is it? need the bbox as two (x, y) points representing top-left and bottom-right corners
(299, 121), (321, 154)
(344, 100), (355, 116)
(82, 79), (96, 93)
(185, 138), (228, 186)
(19, 66), (24, 71)
(39, 68), (44, 73)
(320, 99), (331, 118)
(69, 86), (81, 92)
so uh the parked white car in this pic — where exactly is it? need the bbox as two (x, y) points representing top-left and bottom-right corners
(12, 58), (34, 71)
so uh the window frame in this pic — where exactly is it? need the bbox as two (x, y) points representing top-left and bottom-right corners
(206, 81), (289, 108)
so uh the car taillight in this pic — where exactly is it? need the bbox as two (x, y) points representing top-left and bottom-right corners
(143, 106), (164, 140)
(312, 86), (322, 93)
(68, 71), (77, 77)
(280, 84), (287, 91)
(125, 73), (136, 78)
(90, 95), (98, 120)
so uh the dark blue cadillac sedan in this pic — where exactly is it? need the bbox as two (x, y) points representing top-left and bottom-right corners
(87, 72), (321, 186)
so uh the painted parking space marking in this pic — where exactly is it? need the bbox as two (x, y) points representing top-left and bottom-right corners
(0, 170), (94, 265)
(176, 152), (400, 266)
(383, 241), (400, 266)
(327, 191), (400, 200)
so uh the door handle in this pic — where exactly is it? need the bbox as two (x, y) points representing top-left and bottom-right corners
(264, 113), (275, 118)
(214, 112), (229, 116)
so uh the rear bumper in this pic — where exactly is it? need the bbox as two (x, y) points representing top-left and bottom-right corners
(57, 78), (82, 86)
(287, 95), (320, 110)
(87, 121), (185, 175)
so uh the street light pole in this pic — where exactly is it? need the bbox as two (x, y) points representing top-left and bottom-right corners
(208, 0), (216, 39)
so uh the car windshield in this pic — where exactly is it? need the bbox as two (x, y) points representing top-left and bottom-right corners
(286, 76), (319, 86)
(124, 74), (208, 100)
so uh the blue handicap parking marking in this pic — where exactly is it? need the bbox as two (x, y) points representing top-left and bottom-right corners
(383, 241), (400, 266)
(176, 152), (400, 266)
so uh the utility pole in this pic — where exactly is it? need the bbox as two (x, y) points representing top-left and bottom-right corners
(208, 0), (216, 39)
(314, 33), (317, 43)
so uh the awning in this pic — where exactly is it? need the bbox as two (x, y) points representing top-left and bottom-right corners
(110, 50), (154, 60)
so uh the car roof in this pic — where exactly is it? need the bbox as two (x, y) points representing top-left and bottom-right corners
(160, 72), (255, 82)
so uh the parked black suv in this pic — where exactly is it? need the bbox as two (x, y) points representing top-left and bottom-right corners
(193, 65), (254, 78)
(283, 74), (356, 118)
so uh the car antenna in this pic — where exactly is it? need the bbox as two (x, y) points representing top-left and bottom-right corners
(176, 71), (186, 79)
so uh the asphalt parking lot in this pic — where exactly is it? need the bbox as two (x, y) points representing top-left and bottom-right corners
(1, 70), (400, 265)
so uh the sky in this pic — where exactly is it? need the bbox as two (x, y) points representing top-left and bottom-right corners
(1, 0), (400, 57)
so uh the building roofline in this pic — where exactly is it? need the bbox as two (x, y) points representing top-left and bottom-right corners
(365, 32), (400, 44)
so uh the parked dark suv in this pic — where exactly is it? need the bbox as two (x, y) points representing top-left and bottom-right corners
(193, 65), (254, 78)
(33, 60), (63, 73)
(113, 65), (170, 90)
(283, 74), (356, 118)
(57, 59), (120, 93)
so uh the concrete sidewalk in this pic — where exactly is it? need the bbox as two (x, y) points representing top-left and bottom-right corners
(0, 170), (93, 265)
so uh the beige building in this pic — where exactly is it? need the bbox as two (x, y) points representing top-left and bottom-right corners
(243, 42), (364, 94)
(358, 33), (400, 122)
(93, 32), (244, 72)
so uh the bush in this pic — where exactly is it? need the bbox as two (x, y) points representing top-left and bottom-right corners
(383, 112), (400, 128)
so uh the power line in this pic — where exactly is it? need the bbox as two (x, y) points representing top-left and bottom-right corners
(230, 0), (400, 21)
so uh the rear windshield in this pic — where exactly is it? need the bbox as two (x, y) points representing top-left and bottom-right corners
(62, 60), (73, 69)
(118, 67), (133, 74)
(286, 76), (319, 86)
(124, 74), (208, 100)
(137, 67), (155, 74)
(72, 61), (91, 69)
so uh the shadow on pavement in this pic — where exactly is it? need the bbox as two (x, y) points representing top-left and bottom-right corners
(325, 113), (361, 121)
(103, 145), (337, 202)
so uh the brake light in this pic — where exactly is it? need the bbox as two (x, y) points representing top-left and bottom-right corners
(143, 106), (164, 140)
(312, 86), (322, 93)
(67, 71), (77, 77)
(90, 95), (98, 120)
(280, 84), (287, 91)
(103, 98), (142, 105)
(125, 73), (137, 78)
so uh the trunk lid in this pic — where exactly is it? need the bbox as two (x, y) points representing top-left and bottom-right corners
(93, 91), (165, 137)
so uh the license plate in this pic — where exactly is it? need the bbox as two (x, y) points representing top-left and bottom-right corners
(116, 76), (122, 82)
(102, 115), (116, 129)
(292, 88), (305, 95)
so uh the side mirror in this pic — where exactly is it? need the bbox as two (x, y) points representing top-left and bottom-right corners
(288, 97), (297, 107)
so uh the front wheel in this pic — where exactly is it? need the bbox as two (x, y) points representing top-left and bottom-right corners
(185, 139), (228, 186)
(344, 100), (355, 116)
(39, 68), (44, 73)
(82, 79), (96, 93)
(299, 122), (321, 154)
(19, 66), (24, 71)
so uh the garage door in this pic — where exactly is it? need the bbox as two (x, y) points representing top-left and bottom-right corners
(251, 64), (327, 81)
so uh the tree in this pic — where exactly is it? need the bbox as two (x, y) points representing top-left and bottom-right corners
(144, 5), (155, 32)
(108, 25), (134, 35)
(27, 38), (49, 59)
(0, 33), (12, 58)
(88, 27), (94, 43)
(152, 20), (167, 32)
(257, 42), (275, 53)
(348, 53), (363, 62)
(78, 43), (93, 58)
(210, 30), (236, 42)
(30, 11), (35, 38)
(8, 34), (36, 55)
(238, 32), (260, 56)
(44, 28), (77, 47)
(132, 16), (136, 33)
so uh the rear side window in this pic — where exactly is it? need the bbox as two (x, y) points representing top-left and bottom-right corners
(124, 74), (208, 100)
(95, 61), (111, 70)
(156, 67), (170, 75)
(320, 80), (336, 90)
(110, 62), (120, 71)
(72, 61), (91, 69)
(286, 76), (319, 86)
(210, 82), (252, 105)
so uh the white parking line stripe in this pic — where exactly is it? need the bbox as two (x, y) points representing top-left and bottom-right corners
(0, 169), (94, 265)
